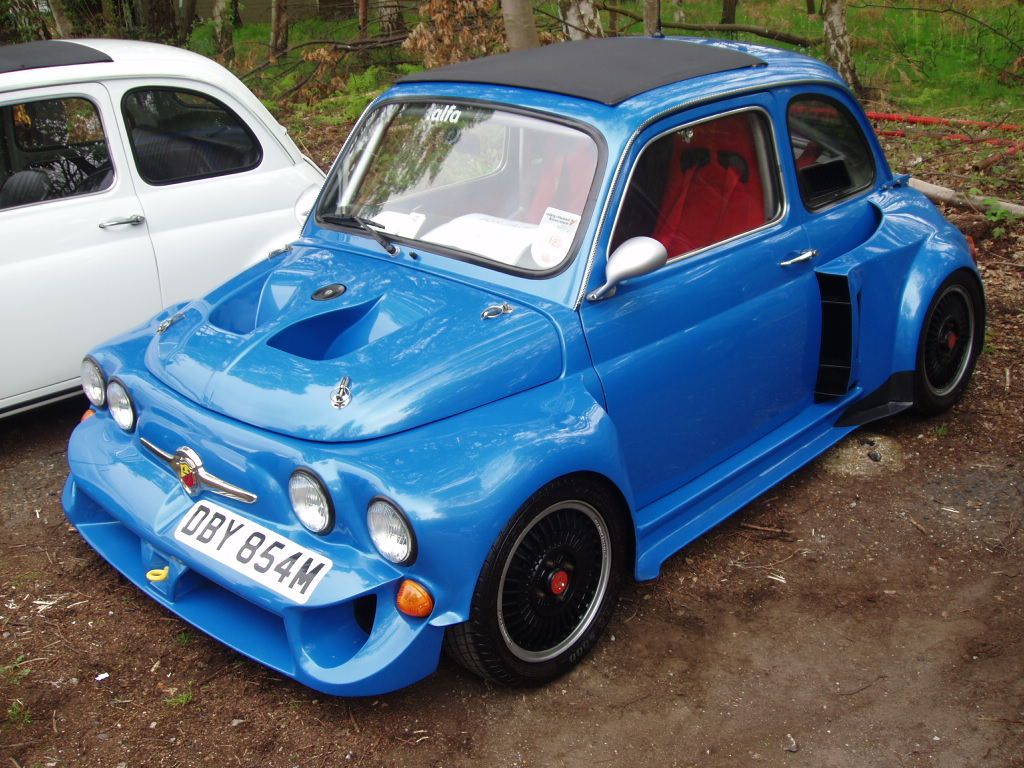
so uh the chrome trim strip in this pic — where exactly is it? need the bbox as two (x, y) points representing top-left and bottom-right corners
(140, 437), (258, 504)
(574, 77), (842, 310)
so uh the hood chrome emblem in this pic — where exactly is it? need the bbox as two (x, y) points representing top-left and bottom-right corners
(140, 438), (257, 504)
(331, 376), (353, 409)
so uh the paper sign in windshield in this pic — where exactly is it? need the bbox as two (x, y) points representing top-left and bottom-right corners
(532, 208), (581, 268)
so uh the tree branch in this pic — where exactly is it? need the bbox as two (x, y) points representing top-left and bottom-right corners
(848, 2), (1023, 54)
(240, 33), (409, 80)
(595, 3), (822, 47)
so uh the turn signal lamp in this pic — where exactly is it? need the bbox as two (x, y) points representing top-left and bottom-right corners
(80, 409), (96, 423)
(396, 579), (434, 618)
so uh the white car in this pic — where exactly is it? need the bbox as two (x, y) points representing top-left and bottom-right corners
(0, 39), (324, 418)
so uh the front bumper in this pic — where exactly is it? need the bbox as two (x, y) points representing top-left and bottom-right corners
(63, 422), (445, 697)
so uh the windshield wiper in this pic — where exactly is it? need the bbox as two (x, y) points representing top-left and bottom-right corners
(320, 213), (398, 255)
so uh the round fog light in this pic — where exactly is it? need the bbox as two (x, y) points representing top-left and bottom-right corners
(289, 470), (334, 534)
(368, 499), (416, 565)
(80, 357), (106, 407)
(106, 379), (136, 431)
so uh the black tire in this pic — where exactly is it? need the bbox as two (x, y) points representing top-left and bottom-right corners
(445, 476), (627, 686)
(912, 271), (985, 416)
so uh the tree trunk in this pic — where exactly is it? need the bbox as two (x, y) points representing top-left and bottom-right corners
(501, 0), (539, 51)
(178, 0), (197, 42)
(48, 0), (75, 36)
(270, 0), (288, 59)
(558, 0), (602, 40)
(643, 0), (660, 36)
(822, 0), (862, 93)
(806, 0), (817, 14)
(379, 0), (405, 35)
(357, 0), (368, 36)
(721, 0), (739, 25)
(212, 0), (234, 59)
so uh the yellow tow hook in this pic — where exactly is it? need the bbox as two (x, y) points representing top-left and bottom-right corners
(146, 566), (170, 583)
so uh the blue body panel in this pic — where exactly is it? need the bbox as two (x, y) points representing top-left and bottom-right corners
(63, 37), (981, 695)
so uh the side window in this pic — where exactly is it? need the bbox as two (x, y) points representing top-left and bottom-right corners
(787, 95), (875, 210)
(611, 110), (781, 258)
(0, 96), (113, 210)
(122, 88), (262, 185)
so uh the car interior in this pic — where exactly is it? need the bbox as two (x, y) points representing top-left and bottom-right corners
(612, 111), (779, 256)
(0, 97), (113, 210)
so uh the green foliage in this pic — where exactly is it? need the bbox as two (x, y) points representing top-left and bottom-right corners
(164, 682), (194, 707)
(6, 698), (31, 725)
(0, 654), (31, 685)
(935, 424), (949, 438)
(174, 630), (194, 647)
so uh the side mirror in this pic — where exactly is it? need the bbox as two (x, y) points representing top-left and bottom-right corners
(587, 236), (668, 301)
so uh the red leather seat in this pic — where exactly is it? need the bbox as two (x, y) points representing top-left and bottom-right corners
(653, 113), (766, 256)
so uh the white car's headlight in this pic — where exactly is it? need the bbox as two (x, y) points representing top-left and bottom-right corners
(80, 357), (106, 408)
(105, 379), (136, 431)
(368, 498), (416, 565)
(289, 470), (334, 534)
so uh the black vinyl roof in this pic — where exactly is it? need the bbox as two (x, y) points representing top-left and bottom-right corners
(0, 40), (112, 75)
(399, 37), (766, 106)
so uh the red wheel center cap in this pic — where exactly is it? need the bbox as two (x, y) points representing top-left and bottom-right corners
(947, 331), (958, 351)
(550, 570), (570, 596)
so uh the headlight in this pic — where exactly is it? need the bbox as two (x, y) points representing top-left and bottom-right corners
(367, 498), (416, 565)
(80, 357), (106, 408)
(105, 379), (136, 431)
(289, 470), (334, 534)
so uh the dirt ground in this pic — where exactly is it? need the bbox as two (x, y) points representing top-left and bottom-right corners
(2, 160), (1023, 766)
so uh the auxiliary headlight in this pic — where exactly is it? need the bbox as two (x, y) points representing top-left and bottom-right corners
(105, 379), (136, 432)
(367, 498), (416, 565)
(289, 470), (334, 534)
(80, 357), (106, 408)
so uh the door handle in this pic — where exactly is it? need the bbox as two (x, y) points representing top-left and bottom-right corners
(780, 248), (818, 267)
(99, 214), (145, 229)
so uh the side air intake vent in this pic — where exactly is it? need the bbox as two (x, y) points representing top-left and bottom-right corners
(815, 273), (854, 400)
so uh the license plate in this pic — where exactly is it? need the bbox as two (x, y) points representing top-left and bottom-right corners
(174, 501), (332, 605)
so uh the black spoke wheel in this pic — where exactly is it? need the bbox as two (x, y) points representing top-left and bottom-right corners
(498, 501), (610, 662)
(913, 272), (985, 415)
(445, 477), (626, 686)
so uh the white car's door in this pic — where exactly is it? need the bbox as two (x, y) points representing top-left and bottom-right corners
(0, 83), (161, 414)
(103, 78), (314, 306)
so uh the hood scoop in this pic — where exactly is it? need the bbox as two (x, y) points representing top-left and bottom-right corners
(267, 299), (390, 361)
(147, 245), (563, 443)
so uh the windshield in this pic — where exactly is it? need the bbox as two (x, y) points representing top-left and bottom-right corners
(316, 101), (600, 272)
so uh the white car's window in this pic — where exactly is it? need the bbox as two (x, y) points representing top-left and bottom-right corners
(122, 88), (262, 185)
(317, 101), (600, 273)
(611, 109), (782, 259)
(0, 96), (113, 210)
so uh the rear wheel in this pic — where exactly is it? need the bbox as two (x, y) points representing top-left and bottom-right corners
(445, 477), (626, 686)
(913, 272), (985, 416)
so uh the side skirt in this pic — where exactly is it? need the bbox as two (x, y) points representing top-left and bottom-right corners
(634, 394), (860, 581)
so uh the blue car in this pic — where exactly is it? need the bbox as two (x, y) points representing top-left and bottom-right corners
(64, 36), (985, 695)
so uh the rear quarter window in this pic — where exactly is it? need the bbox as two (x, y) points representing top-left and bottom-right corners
(787, 95), (876, 210)
(122, 87), (262, 185)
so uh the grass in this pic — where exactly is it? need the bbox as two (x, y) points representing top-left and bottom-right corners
(174, 630), (194, 647)
(164, 682), (194, 707)
(6, 698), (31, 725)
(0, 655), (31, 685)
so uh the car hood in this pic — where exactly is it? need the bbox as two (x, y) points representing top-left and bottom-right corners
(145, 245), (563, 442)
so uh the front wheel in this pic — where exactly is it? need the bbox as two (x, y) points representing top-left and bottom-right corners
(445, 478), (626, 686)
(913, 271), (985, 416)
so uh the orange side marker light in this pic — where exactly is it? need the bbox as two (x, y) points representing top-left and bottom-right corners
(396, 579), (434, 618)
(81, 409), (96, 423)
